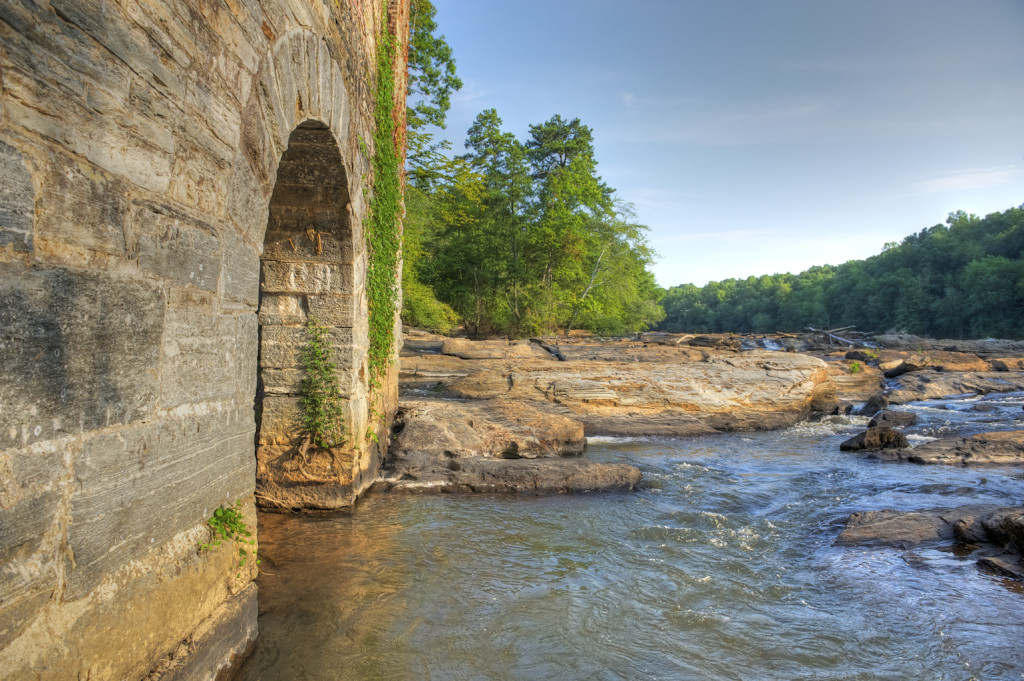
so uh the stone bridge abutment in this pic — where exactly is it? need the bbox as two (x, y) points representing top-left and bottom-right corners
(0, 2), (407, 679)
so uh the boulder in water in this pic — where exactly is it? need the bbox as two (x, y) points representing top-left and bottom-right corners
(836, 505), (1024, 579)
(867, 410), (918, 428)
(840, 426), (909, 452)
(855, 392), (889, 416)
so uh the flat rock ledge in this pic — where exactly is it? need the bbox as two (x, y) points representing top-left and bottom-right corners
(835, 505), (1024, 579)
(377, 398), (642, 495)
(400, 336), (839, 437)
(884, 430), (1024, 465)
(885, 371), (1024, 404)
(389, 333), (844, 496)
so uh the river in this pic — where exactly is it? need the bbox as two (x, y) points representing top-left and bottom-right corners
(235, 392), (1024, 681)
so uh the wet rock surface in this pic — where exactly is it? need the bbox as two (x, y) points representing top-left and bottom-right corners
(840, 426), (910, 452)
(377, 398), (641, 494)
(827, 361), (885, 403)
(905, 431), (1024, 465)
(836, 505), (1024, 579)
(874, 335), (1024, 357)
(885, 371), (1024, 404)
(403, 337), (838, 437)
(393, 332), (1024, 498)
(867, 409), (918, 428)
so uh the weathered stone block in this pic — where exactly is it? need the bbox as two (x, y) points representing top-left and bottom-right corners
(33, 147), (130, 257)
(258, 325), (354, 369)
(258, 293), (307, 326)
(0, 265), (164, 449)
(315, 40), (332, 122)
(258, 394), (303, 444)
(168, 136), (232, 217)
(226, 156), (269, 246)
(151, 584), (257, 681)
(48, 0), (184, 100)
(260, 366), (355, 395)
(307, 293), (354, 326)
(133, 202), (222, 292)
(2, 59), (173, 194)
(240, 96), (280, 193)
(262, 227), (355, 264)
(159, 299), (239, 408)
(234, 312), (259, 401)
(0, 444), (64, 649)
(0, 140), (33, 252)
(261, 367), (304, 394)
(219, 225), (261, 306)
(261, 260), (351, 294)
(66, 406), (254, 600)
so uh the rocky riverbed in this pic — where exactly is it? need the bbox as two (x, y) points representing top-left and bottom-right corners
(386, 332), (842, 493)
(385, 331), (1024, 496)
(379, 330), (1024, 581)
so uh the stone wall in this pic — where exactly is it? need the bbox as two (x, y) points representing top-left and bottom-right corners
(0, 1), (407, 679)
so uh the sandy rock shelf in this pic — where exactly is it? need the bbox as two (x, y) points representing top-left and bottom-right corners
(387, 333), (842, 495)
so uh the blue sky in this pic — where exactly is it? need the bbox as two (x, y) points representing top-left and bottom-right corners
(426, 0), (1024, 288)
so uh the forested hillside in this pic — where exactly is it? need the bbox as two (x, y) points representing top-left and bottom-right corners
(659, 206), (1024, 339)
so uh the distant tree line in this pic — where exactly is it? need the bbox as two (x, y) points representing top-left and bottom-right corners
(658, 206), (1024, 339)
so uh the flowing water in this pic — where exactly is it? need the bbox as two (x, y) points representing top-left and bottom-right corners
(235, 393), (1024, 681)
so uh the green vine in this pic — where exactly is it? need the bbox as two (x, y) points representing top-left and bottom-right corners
(300, 316), (346, 448)
(365, 13), (402, 389)
(198, 501), (259, 572)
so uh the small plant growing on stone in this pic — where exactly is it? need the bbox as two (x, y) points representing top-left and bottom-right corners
(300, 316), (346, 449)
(198, 500), (259, 573)
(849, 361), (862, 374)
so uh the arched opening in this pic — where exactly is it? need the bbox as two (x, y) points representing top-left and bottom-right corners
(255, 120), (359, 508)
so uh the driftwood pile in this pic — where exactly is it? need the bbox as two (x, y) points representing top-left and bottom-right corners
(805, 326), (875, 348)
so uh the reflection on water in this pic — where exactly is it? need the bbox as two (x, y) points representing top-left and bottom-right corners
(235, 394), (1024, 681)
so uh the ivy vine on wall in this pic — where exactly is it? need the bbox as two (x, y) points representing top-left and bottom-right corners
(365, 17), (402, 389)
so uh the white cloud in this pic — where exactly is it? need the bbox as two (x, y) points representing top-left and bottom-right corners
(619, 91), (636, 108)
(449, 82), (491, 113)
(912, 167), (1021, 194)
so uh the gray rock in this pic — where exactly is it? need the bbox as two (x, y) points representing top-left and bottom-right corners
(908, 431), (1024, 465)
(867, 410), (918, 428)
(381, 398), (641, 494)
(840, 427), (909, 452)
(837, 505), (1024, 581)
(836, 505), (1011, 549)
(856, 392), (889, 416)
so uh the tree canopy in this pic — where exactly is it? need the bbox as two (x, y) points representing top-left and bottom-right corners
(401, 109), (664, 337)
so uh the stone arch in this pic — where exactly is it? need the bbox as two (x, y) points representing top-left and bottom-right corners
(225, 27), (367, 251)
(225, 28), (372, 510)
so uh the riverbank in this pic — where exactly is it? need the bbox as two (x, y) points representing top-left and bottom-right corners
(385, 331), (841, 493)
(384, 330), (1024, 498)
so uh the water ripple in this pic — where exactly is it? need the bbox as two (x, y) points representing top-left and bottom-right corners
(235, 412), (1024, 681)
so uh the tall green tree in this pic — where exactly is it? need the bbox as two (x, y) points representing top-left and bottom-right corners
(406, 0), (463, 189)
(411, 110), (664, 338)
(401, 0), (463, 329)
(461, 109), (534, 333)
